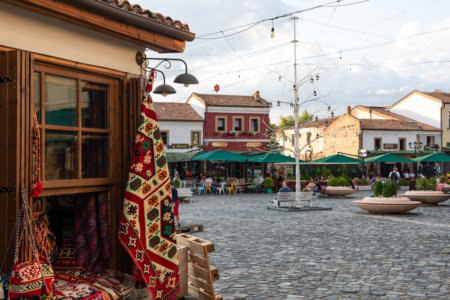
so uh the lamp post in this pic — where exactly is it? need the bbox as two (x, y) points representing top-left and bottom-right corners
(408, 141), (423, 158)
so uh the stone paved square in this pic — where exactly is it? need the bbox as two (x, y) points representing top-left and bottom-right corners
(179, 191), (449, 299)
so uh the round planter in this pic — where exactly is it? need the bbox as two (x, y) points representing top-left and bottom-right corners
(352, 197), (421, 213)
(325, 186), (356, 197)
(399, 185), (410, 191)
(404, 191), (450, 205)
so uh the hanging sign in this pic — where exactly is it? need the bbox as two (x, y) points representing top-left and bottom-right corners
(246, 142), (262, 147)
(211, 142), (228, 147)
(383, 143), (398, 149)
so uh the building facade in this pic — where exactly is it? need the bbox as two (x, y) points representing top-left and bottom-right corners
(186, 91), (271, 151)
(0, 0), (194, 272)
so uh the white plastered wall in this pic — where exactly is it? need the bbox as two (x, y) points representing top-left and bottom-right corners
(158, 121), (203, 147)
(0, 2), (143, 75)
(389, 93), (441, 128)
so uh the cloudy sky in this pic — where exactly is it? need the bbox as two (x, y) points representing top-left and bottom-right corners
(134, 0), (450, 124)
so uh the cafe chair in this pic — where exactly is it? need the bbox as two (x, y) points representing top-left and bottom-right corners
(216, 182), (226, 195)
(205, 182), (212, 194)
(226, 182), (235, 195)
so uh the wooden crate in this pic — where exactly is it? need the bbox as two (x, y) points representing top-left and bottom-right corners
(176, 234), (222, 300)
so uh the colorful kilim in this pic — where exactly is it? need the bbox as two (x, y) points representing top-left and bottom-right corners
(118, 71), (179, 300)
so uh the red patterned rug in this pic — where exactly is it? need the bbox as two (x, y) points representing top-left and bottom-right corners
(118, 71), (179, 299)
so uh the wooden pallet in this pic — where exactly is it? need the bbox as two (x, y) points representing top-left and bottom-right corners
(175, 224), (204, 234)
(176, 234), (222, 300)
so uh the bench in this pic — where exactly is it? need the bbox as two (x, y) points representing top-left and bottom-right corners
(177, 188), (193, 201)
(273, 192), (313, 208)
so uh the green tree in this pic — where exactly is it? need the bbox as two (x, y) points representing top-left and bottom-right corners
(278, 110), (314, 129)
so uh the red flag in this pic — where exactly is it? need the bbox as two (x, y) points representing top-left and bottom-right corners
(119, 71), (179, 299)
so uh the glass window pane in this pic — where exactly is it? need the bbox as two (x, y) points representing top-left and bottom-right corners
(45, 75), (77, 126)
(45, 131), (77, 180)
(82, 81), (109, 129)
(34, 72), (41, 123)
(82, 133), (108, 178)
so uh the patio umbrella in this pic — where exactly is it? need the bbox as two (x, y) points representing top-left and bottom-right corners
(246, 152), (298, 163)
(412, 153), (450, 162)
(192, 149), (246, 162)
(308, 154), (362, 164)
(365, 153), (414, 163)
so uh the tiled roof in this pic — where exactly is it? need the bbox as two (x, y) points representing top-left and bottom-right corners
(422, 90), (450, 103)
(300, 117), (338, 128)
(102, 0), (191, 32)
(194, 93), (270, 108)
(362, 106), (440, 130)
(360, 119), (439, 131)
(154, 102), (203, 121)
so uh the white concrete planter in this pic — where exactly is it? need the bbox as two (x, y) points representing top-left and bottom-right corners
(442, 184), (450, 193)
(325, 186), (356, 197)
(357, 185), (372, 191)
(399, 185), (410, 191)
(404, 191), (450, 205)
(352, 197), (421, 213)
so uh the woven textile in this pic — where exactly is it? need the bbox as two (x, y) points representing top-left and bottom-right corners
(118, 72), (179, 300)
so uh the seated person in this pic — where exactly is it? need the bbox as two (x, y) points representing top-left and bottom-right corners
(311, 178), (322, 196)
(279, 181), (291, 192)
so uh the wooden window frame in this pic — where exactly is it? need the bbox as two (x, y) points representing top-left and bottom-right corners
(191, 130), (201, 146)
(160, 130), (170, 146)
(374, 137), (382, 150)
(232, 116), (243, 132)
(427, 136), (435, 145)
(249, 117), (260, 133)
(33, 62), (118, 193)
(215, 116), (227, 132)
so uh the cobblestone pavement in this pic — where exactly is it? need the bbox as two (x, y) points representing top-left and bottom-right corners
(179, 191), (450, 300)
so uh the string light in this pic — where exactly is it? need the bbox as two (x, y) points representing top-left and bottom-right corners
(270, 19), (275, 38)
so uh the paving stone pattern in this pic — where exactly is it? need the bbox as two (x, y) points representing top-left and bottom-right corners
(179, 191), (449, 300)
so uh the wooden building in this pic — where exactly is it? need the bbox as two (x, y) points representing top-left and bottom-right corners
(0, 0), (194, 273)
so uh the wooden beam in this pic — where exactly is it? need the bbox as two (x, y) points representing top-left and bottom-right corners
(2, 0), (186, 53)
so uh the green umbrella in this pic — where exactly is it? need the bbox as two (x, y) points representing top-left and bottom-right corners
(192, 149), (246, 162)
(246, 152), (299, 163)
(308, 154), (362, 164)
(412, 153), (450, 162)
(365, 153), (414, 163)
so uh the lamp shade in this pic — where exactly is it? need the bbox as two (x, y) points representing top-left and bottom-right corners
(153, 84), (176, 96)
(173, 73), (199, 86)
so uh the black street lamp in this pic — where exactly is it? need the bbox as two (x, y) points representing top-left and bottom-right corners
(408, 141), (423, 157)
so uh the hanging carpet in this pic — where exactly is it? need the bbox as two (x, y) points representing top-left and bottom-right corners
(118, 71), (179, 300)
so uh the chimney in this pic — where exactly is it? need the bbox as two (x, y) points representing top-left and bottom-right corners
(369, 108), (372, 119)
(252, 90), (260, 100)
(346, 105), (351, 115)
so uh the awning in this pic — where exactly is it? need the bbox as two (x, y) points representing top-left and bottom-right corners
(192, 150), (247, 162)
(166, 151), (199, 163)
(365, 153), (414, 163)
(412, 153), (450, 162)
(308, 154), (362, 164)
(246, 152), (298, 163)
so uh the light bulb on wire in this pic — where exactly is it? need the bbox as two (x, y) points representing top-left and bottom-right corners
(270, 19), (275, 38)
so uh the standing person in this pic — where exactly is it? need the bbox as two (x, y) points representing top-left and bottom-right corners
(173, 168), (179, 181)
(171, 182), (180, 227)
(434, 162), (441, 176)
(404, 168), (410, 180)
(277, 174), (283, 192)
(388, 167), (400, 187)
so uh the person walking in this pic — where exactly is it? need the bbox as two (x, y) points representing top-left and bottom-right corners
(171, 182), (180, 227)
(388, 167), (400, 187)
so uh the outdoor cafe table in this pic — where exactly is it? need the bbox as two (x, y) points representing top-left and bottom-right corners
(235, 183), (254, 193)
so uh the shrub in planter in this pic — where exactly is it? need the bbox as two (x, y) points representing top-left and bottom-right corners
(172, 179), (180, 188)
(415, 178), (436, 191)
(262, 177), (274, 189)
(382, 181), (398, 197)
(429, 177), (437, 190)
(353, 177), (360, 185)
(374, 181), (383, 196)
(399, 179), (409, 186)
(438, 175), (447, 183)
(327, 177), (339, 187)
(359, 178), (369, 186)
(337, 177), (348, 187)
(321, 166), (328, 179)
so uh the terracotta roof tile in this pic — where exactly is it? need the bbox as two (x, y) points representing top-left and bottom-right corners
(101, 0), (191, 32)
(300, 117), (338, 128)
(194, 92), (270, 108)
(360, 119), (439, 131)
(154, 102), (203, 121)
(422, 90), (450, 103)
